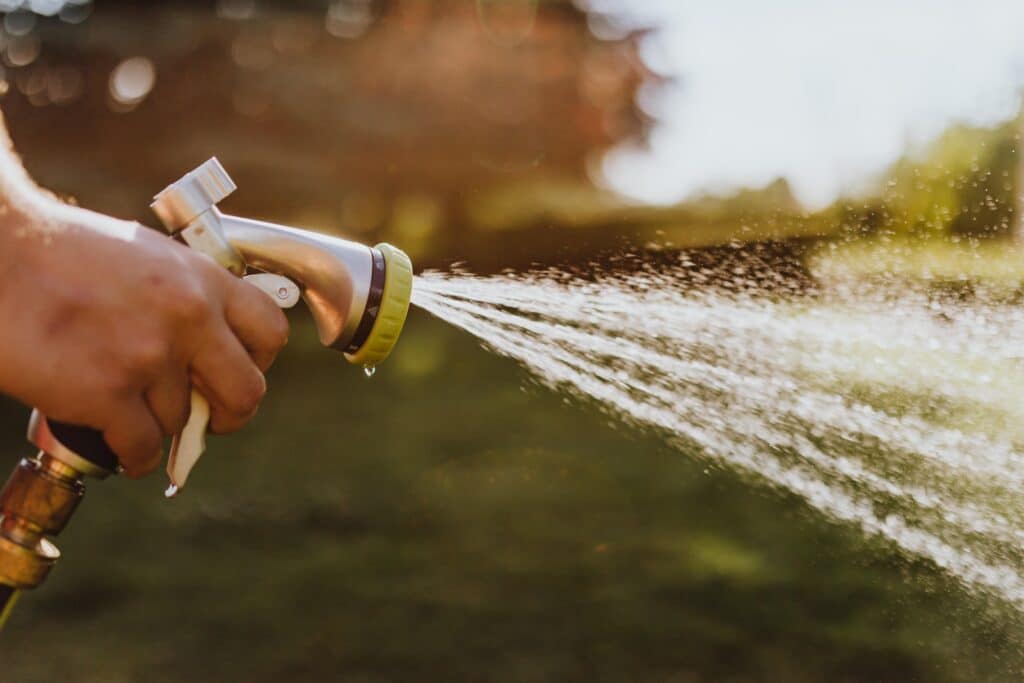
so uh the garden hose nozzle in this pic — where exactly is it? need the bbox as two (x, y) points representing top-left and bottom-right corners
(150, 158), (414, 364)
(151, 158), (413, 492)
(0, 159), (413, 628)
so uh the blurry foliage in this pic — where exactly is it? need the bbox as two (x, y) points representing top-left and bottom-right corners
(1, 0), (659, 270)
(5, 0), (1024, 275)
(811, 107), (1024, 286)
(812, 237), (1024, 289)
(826, 110), (1023, 242)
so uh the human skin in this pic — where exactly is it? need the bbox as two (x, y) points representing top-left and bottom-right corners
(0, 121), (289, 478)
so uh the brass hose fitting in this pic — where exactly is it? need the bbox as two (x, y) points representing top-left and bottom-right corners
(0, 454), (84, 589)
(0, 415), (114, 628)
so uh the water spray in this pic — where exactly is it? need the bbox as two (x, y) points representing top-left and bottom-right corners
(0, 159), (413, 628)
(412, 268), (1024, 611)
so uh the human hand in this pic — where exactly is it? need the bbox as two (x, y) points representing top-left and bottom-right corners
(0, 200), (288, 477)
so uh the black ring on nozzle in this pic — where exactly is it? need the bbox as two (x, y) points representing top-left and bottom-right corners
(345, 248), (387, 354)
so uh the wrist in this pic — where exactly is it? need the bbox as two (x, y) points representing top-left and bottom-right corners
(0, 159), (54, 256)
(0, 201), (40, 282)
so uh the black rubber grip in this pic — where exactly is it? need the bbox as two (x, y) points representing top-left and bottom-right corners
(46, 421), (120, 472)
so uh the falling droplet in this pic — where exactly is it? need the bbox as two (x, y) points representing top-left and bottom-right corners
(363, 365), (376, 378)
(164, 484), (179, 499)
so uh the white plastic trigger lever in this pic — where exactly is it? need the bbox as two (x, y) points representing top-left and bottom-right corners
(164, 392), (209, 498)
(164, 274), (298, 498)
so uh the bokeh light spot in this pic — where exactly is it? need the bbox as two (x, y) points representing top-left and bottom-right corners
(217, 0), (255, 21)
(59, 1), (91, 24)
(5, 34), (40, 67)
(108, 56), (156, 109)
(3, 10), (36, 36)
(325, 0), (372, 39)
(28, 0), (63, 16)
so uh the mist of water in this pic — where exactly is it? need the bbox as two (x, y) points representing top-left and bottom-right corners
(411, 254), (1024, 610)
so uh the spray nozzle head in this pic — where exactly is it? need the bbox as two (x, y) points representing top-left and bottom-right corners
(150, 159), (415, 496)
(344, 242), (413, 366)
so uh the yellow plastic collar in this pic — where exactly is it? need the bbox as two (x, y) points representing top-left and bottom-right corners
(344, 243), (413, 367)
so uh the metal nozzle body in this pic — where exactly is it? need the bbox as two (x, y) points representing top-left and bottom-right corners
(150, 158), (380, 352)
(216, 211), (375, 351)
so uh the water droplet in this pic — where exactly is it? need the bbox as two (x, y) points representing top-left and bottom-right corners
(164, 484), (179, 499)
(363, 365), (376, 378)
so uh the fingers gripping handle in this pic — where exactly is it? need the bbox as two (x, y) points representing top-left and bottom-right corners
(164, 273), (297, 496)
(38, 276), (296, 488)
(40, 163), (298, 486)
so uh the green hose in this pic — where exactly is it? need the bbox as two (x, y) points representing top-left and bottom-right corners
(0, 584), (19, 630)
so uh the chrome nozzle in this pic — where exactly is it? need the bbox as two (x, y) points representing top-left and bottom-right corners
(151, 158), (412, 361)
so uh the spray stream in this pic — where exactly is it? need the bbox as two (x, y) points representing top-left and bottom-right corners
(412, 258), (1024, 610)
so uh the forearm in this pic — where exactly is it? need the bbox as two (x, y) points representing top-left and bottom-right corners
(0, 110), (140, 399)
(0, 111), (137, 247)
(0, 112), (53, 223)
(0, 115), (33, 298)
(0, 112), (60, 306)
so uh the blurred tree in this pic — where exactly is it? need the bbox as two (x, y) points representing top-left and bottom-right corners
(0, 0), (658, 266)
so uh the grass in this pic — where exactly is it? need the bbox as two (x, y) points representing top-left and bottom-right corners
(810, 236), (1024, 286)
(0, 310), (1023, 681)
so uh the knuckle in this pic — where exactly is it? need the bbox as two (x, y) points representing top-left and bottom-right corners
(124, 337), (170, 378)
(170, 284), (212, 326)
(108, 430), (161, 477)
(127, 430), (159, 456)
(158, 404), (189, 436)
(208, 410), (244, 435)
(123, 458), (157, 479)
(102, 366), (138, 398)
(267, 310), (289, 349)
(231, 373), (266, 415)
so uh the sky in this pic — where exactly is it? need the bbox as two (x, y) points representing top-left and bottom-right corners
(594, 0), (1024, 208)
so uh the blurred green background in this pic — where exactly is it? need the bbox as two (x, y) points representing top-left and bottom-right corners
(5, 313), (1024, 681)
(4, 0), (1024, 680)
